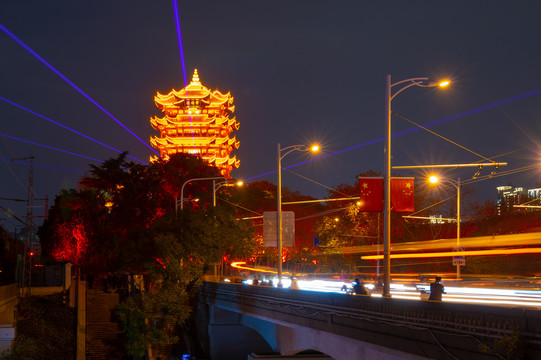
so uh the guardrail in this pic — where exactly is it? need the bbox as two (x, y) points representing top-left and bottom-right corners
(201, 281), (541, 359)
(0, 284), (18, 303)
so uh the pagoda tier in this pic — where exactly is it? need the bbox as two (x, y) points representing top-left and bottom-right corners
(150, 69), (240, 178)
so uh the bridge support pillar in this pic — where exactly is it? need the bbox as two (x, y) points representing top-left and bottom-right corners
(208, 306), (274, 360)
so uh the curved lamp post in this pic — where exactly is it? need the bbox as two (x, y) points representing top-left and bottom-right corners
(277, 143), (319, 287)
(213, 180), (243, 207)
(429, 175), (461, 279)
(383, 75), (449, 297)
(177, 176), (225, 212)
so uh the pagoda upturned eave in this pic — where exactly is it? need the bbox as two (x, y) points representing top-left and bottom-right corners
(150, 115), (238, 128)
(154, 89), (232, 108)
(150, 135), (239, 148)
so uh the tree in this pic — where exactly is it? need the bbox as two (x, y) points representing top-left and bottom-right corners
(39, 152), (255, 356)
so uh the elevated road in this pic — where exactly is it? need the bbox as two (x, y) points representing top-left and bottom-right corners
(199, 281), (541, 359)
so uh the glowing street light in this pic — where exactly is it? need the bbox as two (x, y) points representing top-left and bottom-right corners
(277, 143), (319, 287)
(429, 175), (462, 279)
(213, 180), (243, 207)
(383, 75), (449, 297)
(177, 176), (225, 212)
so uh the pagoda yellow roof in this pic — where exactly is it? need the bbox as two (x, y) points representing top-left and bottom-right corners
(215, 155), (239, 166)
(150, 153), (239, 172)
(150, 135), (238, 148)
(150, 115), (233, 128)
(154, 69), (232, 107)
(228, 117), (240, 129)
(151, 135), (216, 147)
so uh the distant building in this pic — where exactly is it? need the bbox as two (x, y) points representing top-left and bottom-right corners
(528, 188), (541, 207)
(496, 185), (526, 215)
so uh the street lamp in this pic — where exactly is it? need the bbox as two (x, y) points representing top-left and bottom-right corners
(383, 75), (449, 297)
(213, 180), (243, 207)
(277, 143), (319, 287)
(177, 176), (225, 212)
(429, 175), (462, 279)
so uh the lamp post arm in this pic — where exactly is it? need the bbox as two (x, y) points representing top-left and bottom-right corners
(213, 180), (238, 207)
(279, 144), (308, 160)
(390, 77), (429, 88)
(179, 176), (225, 212)
(390, 78), (430, 101)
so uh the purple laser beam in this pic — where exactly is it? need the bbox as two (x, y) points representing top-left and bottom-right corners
(0, 22), (158, 155)
(0, 96), (148, 165)
(245, 88), (541, 181)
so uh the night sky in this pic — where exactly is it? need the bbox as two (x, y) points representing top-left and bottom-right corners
(1, 1), (541, 231)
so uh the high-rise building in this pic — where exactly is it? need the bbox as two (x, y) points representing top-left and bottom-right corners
(527, 188), (541, 207)
(496, 185), (525, 215)
(150, 69), (240, 178)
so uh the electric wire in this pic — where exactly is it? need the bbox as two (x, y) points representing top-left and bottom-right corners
(285, 169), (354, 198)
(246, 87), (541, 182)
(392, 111), (496, 164)
(0, 135), (30, 194)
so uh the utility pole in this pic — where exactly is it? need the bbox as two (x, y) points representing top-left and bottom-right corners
(12, 154), (35, 297)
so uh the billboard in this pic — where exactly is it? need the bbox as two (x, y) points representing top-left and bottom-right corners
(263, 211), (295, 247)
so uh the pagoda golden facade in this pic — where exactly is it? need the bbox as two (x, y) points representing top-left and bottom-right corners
(150, 69), (240, 178)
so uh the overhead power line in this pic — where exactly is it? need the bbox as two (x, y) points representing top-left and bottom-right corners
(245, 88), (541, 182)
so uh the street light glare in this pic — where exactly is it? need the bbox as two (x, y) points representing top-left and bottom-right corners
(236, 181), (244, 186)
(311, 145), (319, 152)
(429, 175), (439, 184)
(439, 80), (450, 87)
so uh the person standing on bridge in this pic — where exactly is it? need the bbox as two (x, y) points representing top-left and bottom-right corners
(290, 276), (299, 290)
(428, 276), (445, 301)
(353, 278), (369, 295)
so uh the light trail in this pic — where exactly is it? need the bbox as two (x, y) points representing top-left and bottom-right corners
(361, 247), (541, 260)
(0, 22), (158, 155)
(229, 262), (541, 308)
(0, 96), (147, 164)
(330, 232), (541, 255)
(231, 261), (277, 274)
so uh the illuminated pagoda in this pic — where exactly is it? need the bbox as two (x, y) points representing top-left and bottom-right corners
(150, 69), (240, 178)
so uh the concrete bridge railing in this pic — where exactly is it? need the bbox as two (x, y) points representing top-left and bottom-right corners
(200, 281), (541, 359)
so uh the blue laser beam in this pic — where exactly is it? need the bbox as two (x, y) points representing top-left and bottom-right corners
(172, 0), (188, 88)
(0, 158), (84, 174)
(1, 134), (104, 163)
(245, 88), (541, 181)
(0, 96), (148, 165)
(171, 0), (196, 150)
(0, 22), (158, 155)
